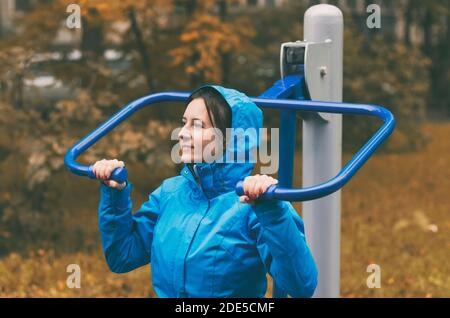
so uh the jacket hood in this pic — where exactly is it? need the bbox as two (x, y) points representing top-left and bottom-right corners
(180, 85), (263, 199)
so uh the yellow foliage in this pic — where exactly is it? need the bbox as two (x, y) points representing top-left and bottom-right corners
(73, 0), (173, 22)
(170, 10), (256, 83)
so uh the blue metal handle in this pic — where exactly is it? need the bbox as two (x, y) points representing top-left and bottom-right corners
(64, 92), (395, 200)
(235, 98), (396, 202)
(64, 92), (190, 183)
(86, 165), (128, 184)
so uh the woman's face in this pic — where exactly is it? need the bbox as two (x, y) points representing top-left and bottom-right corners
(178, 98), (220, 163)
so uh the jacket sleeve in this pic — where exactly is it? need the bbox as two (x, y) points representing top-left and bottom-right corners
(98, 181), (162, 274)
(249, 199), (318, 298)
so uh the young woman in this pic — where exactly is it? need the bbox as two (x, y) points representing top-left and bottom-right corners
(93, 85), (317, 298)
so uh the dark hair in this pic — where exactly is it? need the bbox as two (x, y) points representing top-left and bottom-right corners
(186, 87), (232, 137)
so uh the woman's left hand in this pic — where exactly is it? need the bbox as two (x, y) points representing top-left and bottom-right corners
(239, 174), (278, 205)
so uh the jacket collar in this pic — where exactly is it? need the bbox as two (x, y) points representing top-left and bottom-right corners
(181, 162), (254, 200)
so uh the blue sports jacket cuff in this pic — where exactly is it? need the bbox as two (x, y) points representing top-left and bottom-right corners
(100, 181), (132, 209)
(252, 199), (287, 226)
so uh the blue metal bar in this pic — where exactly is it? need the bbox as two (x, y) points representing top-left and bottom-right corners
(235, 97), (396, 201)
(259, 76), (304, 190)
(260, 75), (304, 299)
(64, 92), (190, 183)
(64, 90), (395, 202)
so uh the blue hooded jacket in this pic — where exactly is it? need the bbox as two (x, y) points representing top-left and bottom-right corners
(98, 85), (318, 298)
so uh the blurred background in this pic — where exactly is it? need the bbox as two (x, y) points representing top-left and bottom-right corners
(0, 0), (448, 297)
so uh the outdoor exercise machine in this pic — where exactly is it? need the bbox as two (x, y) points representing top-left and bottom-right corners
(64, 4), (395, 298)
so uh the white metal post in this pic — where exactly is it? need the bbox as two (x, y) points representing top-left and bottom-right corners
(302, 4), (343, 298)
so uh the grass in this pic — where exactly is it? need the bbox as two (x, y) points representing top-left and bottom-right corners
(338, 122), (449, 297)
(0, 249), (156, 298)
(0, 122), (449, 298)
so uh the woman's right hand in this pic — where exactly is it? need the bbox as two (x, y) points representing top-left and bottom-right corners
(92, 159), (127, 189)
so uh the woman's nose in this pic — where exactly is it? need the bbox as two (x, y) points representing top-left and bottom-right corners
(178, 126), (191, 141)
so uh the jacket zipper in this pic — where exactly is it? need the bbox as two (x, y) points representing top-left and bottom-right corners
(181, 164), (211, 297)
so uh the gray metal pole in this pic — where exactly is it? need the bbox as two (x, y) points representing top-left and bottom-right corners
(302, 4), (343, 298)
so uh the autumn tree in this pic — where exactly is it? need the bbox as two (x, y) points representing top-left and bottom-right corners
(170, 0), (257, 87)
(0, 0), (179, 254)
